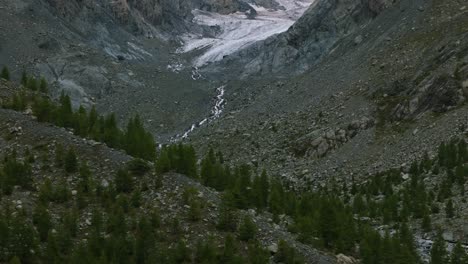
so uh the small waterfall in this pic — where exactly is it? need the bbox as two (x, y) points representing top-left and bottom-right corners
(170, 85), (226, 142)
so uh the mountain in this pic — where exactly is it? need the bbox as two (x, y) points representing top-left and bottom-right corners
(0, 0), (467, 263)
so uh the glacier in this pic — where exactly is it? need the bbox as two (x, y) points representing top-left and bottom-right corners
(178, 0), (315, 67)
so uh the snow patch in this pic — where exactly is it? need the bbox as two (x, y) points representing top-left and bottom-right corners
(179, 0), (315, 67)
(103, 42), (152, 61)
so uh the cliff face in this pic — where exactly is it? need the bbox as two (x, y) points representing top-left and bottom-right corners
(44, 0), (255, 35)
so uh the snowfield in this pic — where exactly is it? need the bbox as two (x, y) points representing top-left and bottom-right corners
(178, 0), (315, 67)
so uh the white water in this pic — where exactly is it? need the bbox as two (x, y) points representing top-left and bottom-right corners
(178, 0), (315, 67)
(171, 85), (226, 142)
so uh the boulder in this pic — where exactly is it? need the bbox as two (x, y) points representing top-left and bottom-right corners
(317, 141), (330, 157)
(336, 253), (358, 264)
(268, 243), (278, 254)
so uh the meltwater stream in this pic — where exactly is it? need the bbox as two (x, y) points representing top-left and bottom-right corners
(170, 85), (226, 142)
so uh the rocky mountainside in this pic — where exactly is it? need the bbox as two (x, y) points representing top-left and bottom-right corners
(201, 0), (398, 78)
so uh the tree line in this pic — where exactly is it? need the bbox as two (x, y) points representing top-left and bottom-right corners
(3, 91), (156, 161)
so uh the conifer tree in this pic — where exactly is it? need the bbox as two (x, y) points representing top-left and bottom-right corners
(275, 240), (304, 264)
(446, 199), (454, 218)
(21, 71), (28, 86)
(123, 114), (156, 160)
(27, 77), (38, 91)
(252, 169), (269, 210)
(219, 234), (244, 264)
(430, 230), (448, 264)
(171, 240), (191, 263)
(74, 106), (89, 137)
(115, 169), (133, 193)
(135, 216), (155, 264)
(155, 147), (171, 174)
(64, 147), (78, 173)
(422, 213), (432, 233)
(55, 143), (65, 168)
(32, 96), (53, 122)
(39, 77), (48, 93)
(9, 256), (21, 264)
(450, 241), (468, 264)
(1, 66), (10, 81)
(239, 215), (256, 241)
(269, 178), (284, 215)
(188, 199), (202, 222)
(6, 214), (37, 262)
(32, 204), (51, 242)
(103, 113), (120, 148)
(195, 238), (217, 263)
(248, 241), (269, 264)
(78, 163), (92, 194)
(57, 92), (73, 128)
(232, 165), (252, 209)
(319, 200), (338, 249)
(217, 192), (238, 232)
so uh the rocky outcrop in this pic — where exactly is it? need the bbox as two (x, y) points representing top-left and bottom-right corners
(292, 117), (375, 158)
(44, 0), (256, 35)
(378, 36), (468, 123)
(390, 75), (466, 121)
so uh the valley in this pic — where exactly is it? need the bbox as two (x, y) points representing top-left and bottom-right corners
(0, 0), (467, 263)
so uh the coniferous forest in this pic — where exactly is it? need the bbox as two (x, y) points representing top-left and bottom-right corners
(0, 68), (467, 264)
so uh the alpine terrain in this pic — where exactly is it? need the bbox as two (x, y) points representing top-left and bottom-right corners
(0, 0), (467, 263)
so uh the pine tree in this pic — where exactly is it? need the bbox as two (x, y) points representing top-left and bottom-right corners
(78, 163), (92, 194)
(195, 238), (217, 263)
(27, 77), (38, 91)
(200, 154), (215, 187)
(74, 106), (89, 137)
(239, 215), (256, 241)
(188, 199), (202, 222)
(39, 77), (48, 93)
(248, 241), (269, 264)
(252, 169), (269, 210)
(64, 148), (78, 173)
(21, 71), (28, 87)
(135, 216), (155, 264)
(422, 213), (432, 233)
(123, 114), (156, 160)
(275, 240), (304, 264)
(446, 199), (454, 218)
(150, 208), (161, 229)
(398, 223), (418, 261)
(217, 192), (238, 232)
(1, 66), (10, 81)
(88, 106), (98, 132)
(7, 214), (38, 263)
(32, 96), (54, 122)
(171, 240), (191, 263)
(2, 153), (33, 193)
(63, 208), (78, 238)
(32, 204), (51, 242)
(103, 113), (120, 148)
(219, 234), (243, 264)
(319, 200), (338, 249)
(450, 241), (468, 264)
(115, 169), (133, 193)
(38, 179), (53, 205)
(57, 92), (74, 128)
(9, 256), (21, 264)
(53, 178), (71, 203)
(430, 230), (448, 264)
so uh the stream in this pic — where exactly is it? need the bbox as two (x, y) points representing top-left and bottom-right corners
(170, 85), (226, 142)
